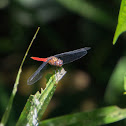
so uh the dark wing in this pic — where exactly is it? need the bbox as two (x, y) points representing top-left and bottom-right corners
(54, 47), (91, 64)
(27, 61), (48, 85)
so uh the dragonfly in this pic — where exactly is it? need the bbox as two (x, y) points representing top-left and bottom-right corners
(27, 47), (91, 85)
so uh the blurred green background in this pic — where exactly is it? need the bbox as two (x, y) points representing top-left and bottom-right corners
(0, 0), (126, 125)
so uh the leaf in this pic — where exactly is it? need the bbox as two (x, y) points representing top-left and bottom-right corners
(0, 27), (40, 126)
(113, 0), (126, 44)
(16, 68), (66, 126)
(56, 0), (114, 28)
(123, 73), (126, 94)
(104, 57), (126, 104)
(39, 106), (126, 126)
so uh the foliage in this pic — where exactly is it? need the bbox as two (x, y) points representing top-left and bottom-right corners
(1, 0), (126, 126)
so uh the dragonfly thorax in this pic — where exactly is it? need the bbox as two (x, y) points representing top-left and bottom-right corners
(48, 56), (63, 67)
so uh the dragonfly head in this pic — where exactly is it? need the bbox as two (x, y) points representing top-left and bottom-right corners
(57, 59), (63, 67)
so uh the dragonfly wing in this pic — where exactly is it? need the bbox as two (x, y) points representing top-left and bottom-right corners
(54, 47), (90, 64)
(27, 61), (48, 85)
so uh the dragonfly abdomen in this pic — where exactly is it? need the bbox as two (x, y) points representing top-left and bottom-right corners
(48, 56), (63, 67)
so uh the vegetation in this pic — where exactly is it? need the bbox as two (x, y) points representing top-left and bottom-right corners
(0, 0), (126, 125)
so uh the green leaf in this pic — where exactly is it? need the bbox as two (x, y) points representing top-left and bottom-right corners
(56, 0), (114, 29)
(113, 0), (126, 44)
(39, 106), (126, 126)
(0, 27), (40, 126)
(123, 73), (126, 94)
(16, 68), (66, 126)
(104, 57), (126, 104)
